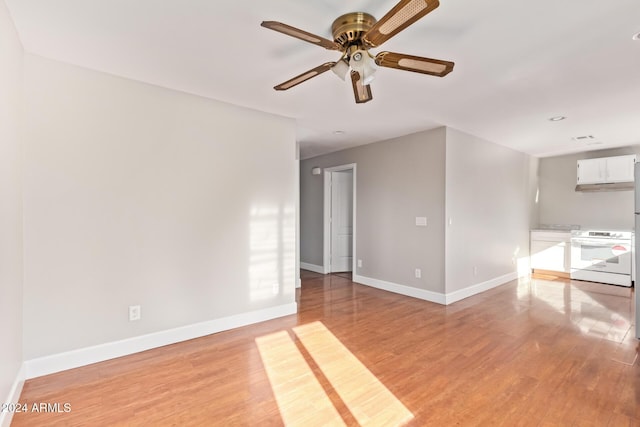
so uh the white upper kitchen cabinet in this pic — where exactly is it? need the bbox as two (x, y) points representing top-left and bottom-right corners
(605, 155), (636, 183)
(577, 154), (636, 184)
(576, 158), (605, 184)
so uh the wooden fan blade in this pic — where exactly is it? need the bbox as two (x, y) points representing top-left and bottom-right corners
(261, 21), (341, 50)
(274, 62), (336, 91)
(350, 71), (373, 104)
(363, 0), (440, 47)
(375, 51), (454, 77)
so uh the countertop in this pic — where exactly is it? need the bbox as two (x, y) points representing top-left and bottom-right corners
(531, 224), (580, 233)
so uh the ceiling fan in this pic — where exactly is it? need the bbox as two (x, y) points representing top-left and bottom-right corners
(261, 0), (454, 104)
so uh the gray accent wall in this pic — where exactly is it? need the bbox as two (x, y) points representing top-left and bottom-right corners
(445, 128), (533, 293)
(538, 146), (640, 230)
(301, 128), (447, 294)
(0, 0), (24, 410)
(22, 55), (297, 359)
(301, 127), (536, 299)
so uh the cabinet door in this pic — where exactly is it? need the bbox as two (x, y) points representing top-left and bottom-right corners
(531, 240), (567, 271)
(605, 155), (636, 183)
(577, 158), (605, 184)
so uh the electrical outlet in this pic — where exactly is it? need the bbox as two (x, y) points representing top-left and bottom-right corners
(357, 259), (362, 268)
(473, 266), (478, 276)
(129, 305), (141, 321)
(415, 268), (422, 279)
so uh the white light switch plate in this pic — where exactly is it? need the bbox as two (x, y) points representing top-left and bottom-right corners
(415, 217), (427, 226)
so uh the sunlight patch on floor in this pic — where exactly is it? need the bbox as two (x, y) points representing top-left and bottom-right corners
(255, 330), (346, 426)
(293, 321), (414, 427)
(256, 322), (414, 426)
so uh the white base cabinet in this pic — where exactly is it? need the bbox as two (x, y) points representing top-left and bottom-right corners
(530, 231), (572, 273)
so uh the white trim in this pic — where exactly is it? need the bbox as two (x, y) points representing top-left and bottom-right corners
(295, 147), (301, 290)
(353, 272), (518, 306)
(353, 274), (447, 305)
(300, 262), (326, 274)
(323, 163), (357, 274)
(352, 165), (357, 275)
(0, 364), (26, 427)
(323, 171), (331, 273)
(444, 272), (518, 304)
(24, 303), (297, 379)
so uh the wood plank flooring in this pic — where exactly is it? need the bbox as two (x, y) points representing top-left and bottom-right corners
(12, 272), (640, 426)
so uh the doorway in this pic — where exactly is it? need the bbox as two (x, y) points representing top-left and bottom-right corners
(323, 164), (356, 274)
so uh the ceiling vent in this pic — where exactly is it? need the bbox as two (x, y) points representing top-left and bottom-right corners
(572, 135), (595, 141)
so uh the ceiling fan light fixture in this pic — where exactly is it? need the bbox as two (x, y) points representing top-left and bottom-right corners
(362, 60), (377, 85)
(331, 59), (350, 81)
(349, 50), (377, 85)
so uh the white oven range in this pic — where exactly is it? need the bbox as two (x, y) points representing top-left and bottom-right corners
(570, 230), (632, 287)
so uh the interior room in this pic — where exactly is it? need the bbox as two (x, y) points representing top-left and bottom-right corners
(1, 0), (639, 425)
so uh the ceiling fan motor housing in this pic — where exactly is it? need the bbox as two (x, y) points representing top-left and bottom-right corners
(331, 12), (377, 48)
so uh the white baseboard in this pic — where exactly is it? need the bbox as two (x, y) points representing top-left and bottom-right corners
(0, 363), (26, 427)
(353, 272), (518, 306)
(444, 272), (518, 304)
(353, 274), (447, 305)
(300, 262), (326, 275)
(25, 302), (297, 379)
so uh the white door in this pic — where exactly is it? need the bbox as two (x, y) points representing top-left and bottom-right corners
(330, 170), (353, 272)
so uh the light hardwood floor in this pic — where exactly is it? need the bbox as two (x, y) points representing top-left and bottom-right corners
(12, 272), (640, 426)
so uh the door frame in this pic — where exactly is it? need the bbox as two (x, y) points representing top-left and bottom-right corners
(323, 163), (357, 274)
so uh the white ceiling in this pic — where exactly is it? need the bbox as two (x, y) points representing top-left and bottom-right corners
(6, 0), (640, 159)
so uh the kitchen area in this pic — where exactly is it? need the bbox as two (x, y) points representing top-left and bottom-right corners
(531, 149), (639, 340)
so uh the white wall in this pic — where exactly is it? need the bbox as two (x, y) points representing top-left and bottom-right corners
(300, 128), (447, 294)
(444, 128), (533, 293)
(0, 0), (25, 416)
(537, 146), (640, 230)
(22, 55), (297, 360)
